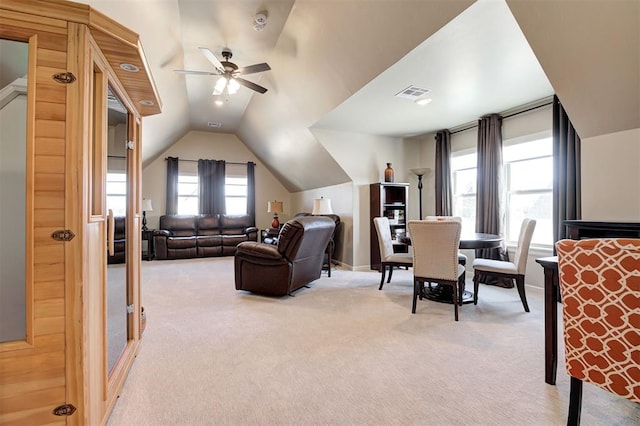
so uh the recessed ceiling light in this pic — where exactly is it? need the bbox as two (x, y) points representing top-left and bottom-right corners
(120, 63), (139, 72)
(415, 98), (432, 106)
(214, 100), (224, 107)
(139, 99), (154, 106)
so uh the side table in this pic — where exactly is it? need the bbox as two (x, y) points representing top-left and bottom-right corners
(142, 229), (155, 260)
(261, 227), (280, 244)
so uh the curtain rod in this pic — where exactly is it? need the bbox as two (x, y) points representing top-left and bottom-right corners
(164, 158), (255, 166)
(449, 99), (553, 135)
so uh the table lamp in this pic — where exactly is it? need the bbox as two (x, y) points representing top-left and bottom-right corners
(142, 198), (153, 231)
(268, 200), (283, 228)
(312, 197), (333, 215)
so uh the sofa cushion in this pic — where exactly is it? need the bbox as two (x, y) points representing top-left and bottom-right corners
(222, 234), (248, 246)
(167, 236), (196, 249)
(219, 214), (252, 235)
(159, 215), (197, 237)
(197, 215), (220, 236)
(197, 235), (222, 247)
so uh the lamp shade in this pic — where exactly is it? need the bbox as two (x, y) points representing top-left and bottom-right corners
(267, 200), (283, 213)
(142, 199), (153, 212)
(410, 167), (431, 177)
(312, 197), (333, 215)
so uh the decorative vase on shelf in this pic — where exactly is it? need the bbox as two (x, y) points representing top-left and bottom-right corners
(384, 163), (394, 182)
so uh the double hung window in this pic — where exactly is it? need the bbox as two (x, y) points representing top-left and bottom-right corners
(451, 135), (553, 248)
(176, 164), (248, 215)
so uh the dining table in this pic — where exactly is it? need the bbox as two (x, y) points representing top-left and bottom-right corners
(397, 231), (503, 304)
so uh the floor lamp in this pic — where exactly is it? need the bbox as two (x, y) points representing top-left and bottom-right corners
(410, 168), (431, 220)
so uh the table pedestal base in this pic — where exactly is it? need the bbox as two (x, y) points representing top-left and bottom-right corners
(422, 284), (474, 304)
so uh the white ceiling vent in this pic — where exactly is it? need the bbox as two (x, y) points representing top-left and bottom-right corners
(395, 85), (430, 100)
(207, 122), (222, 128)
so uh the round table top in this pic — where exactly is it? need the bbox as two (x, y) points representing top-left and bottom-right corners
(398, 232), (503, 250)
(459, 232), (503, 249)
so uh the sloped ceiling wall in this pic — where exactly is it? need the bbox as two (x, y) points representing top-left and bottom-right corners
(507, 0), (640, 139)
(237, 0), (474, 192)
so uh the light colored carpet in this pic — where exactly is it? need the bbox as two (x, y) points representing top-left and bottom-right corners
(107, 257), (639, 426)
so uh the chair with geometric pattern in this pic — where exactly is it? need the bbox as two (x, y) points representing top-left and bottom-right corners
(556, 238), (640, 426)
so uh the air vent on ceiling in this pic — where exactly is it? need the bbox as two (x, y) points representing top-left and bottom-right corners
(395, 85), (430, 100)
(207, 122), (222, 128)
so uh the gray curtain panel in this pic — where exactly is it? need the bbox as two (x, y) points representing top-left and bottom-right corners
(198, 159), (217, 215)
(475, 114), (510, 286)
(198, 159), (226, 215)
(247, 162), (256, 225)
(165, 157), (179, 215)
(213, 160), (226, 214)
(552, 95), (581, 249)
(435, 130), (453, 216)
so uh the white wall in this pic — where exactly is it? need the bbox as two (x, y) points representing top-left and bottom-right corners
(0, 94), (26, 341)
(581, 128), (640, 220)
(310, 128), (421, 270)
(141, 131), (291, 231)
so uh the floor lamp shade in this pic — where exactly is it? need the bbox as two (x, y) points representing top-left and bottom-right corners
(312, 197), (333, 215)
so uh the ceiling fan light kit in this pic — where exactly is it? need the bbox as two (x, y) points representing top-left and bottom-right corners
(174, 47), (271, 95)
(254, 11), (268, 31)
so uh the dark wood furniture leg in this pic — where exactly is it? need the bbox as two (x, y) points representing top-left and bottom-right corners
(567, 377), (583, 426)
(537, 257), (559, 385)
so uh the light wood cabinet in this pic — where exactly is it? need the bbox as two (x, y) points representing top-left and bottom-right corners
(370, 182), (409, 271)
(0, 1), (161, 424)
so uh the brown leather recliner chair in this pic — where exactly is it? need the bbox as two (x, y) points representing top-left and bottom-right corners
(234, 216), (336, 296)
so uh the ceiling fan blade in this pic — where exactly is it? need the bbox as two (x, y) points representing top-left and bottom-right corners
(198, 47), (225, 73)
(174, 69), (220, 75)
(236, 63), (271, 75)
(234, 77), (268, 94)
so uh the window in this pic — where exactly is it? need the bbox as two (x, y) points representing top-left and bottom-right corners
(106, 172), (126, 216)
(175, 167), (248, 215)
(225, 175), (247, 215)
(451, 136), (553, 248)
(503, 138), (552, 246)
(177, 174), (198, 215)
(451, 152), (477, 232)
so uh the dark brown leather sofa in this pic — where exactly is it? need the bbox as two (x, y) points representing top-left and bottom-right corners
(108, 216), (126, 264)
(234, 216), (336, 296)
(154, 214), (258, 260)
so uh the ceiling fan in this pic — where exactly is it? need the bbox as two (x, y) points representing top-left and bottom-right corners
(174, 47), (271, 95)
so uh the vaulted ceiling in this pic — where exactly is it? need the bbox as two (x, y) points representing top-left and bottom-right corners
(79, 0), (638, 192)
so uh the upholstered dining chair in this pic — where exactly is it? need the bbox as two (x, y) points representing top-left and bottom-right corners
(555, 238), (640, 426)
(373, 216), (413, 290)
(472, 218), (536, 312)
(408, 219), (465, 320)
(425, 216), (467, 266)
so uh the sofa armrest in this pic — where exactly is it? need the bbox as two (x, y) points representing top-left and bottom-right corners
(244, 226), (259, 234)
(154, 229), (172, 237)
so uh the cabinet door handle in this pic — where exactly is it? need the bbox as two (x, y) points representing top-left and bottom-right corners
(108, 208), (115, 256)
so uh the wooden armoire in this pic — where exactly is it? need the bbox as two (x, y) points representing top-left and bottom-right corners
(0, 0), (161, 424)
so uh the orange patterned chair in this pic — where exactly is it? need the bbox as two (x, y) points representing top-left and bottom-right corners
(555, 238), (640, 425)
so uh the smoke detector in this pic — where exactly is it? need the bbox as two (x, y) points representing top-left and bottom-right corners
(254, 11), (268, 31)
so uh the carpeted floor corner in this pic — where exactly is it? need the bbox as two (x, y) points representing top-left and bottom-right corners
(106, 257), (639, 426)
